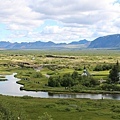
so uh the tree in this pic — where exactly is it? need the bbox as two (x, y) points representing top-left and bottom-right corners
(48, 76), (61, 87)
(94, 65), (102, 71)
(94, 64), (112, 71)
(71, 71), (78, 79)
(109, 61), (120, 83)
(61, 73), (74, 87)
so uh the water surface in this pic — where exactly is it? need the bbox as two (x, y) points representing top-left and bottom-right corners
(0, 73), (120, 100)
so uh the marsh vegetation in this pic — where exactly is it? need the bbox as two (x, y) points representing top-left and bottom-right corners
(0, 95), (120, 120)
(0, 49), (120, 93)
(0, 49), (120, 120)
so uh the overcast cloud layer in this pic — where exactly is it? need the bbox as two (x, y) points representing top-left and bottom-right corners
(0, 0), (120, 43)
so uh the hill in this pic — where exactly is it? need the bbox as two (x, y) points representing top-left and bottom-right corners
(88, 34), (120, 48)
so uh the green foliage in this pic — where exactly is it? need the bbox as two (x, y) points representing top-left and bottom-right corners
(48, 72), (77, 87)
(71, 71), (79, 79)
(56, 99), (69, 105)
(109, 61), (120, 83)
(22, 95), (33, 99)
(44, 103), (57, 108)
(0, 49), (120, 94)
(72, 84), (86, 92)
(48, 76), (61, 87)
(101, 84), (120, 91)
(0, 96), (28, 120)
(47, 71), (56, 75)
(81, 77), (100, 87)
(38, 112), (53, 120)
(111, 105), (120, 113)
(15, 68), (48, 91)
(31, 72), (43, 78)
(48, 71), (100, 89)
(61, 73), (74, 87)
(94, 64), (112, 71)
(0, 94), (120, 120)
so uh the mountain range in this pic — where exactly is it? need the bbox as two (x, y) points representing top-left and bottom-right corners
(88, 34), (120, 48)
(0, 34), (120, 49)
(0, 40), (90, 49)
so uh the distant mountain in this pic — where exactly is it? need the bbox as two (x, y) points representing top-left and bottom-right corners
(1, 34), (119, 49)
(0, 41), (11, 49)
(88, 34), (120, 48)
(0, 40), (89, 49)
(69, 39), (89, 45)
(0, 41), (56, 49)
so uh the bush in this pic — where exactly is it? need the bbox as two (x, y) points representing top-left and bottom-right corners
(82, 77), (100, 87)
(48, 76), (61, 87)
(101, 84), (120, 91)
(22, 95), (33, 99)
(44, 103), (57, 108)
(56, 100), (69, 105)
(94, 64), (112, 71)
(61, 74), (74, 87)
(48, 72), (78, 87)
(31, 72), (43, 78)
(65, 107), (71, 111)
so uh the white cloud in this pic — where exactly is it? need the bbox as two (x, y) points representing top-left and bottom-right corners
(0, 0), (43, 30)
(21, 26), (93, 43)
(0, 0), (120, 42)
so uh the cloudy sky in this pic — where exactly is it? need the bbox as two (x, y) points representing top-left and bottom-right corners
(0, 0), (120, 43)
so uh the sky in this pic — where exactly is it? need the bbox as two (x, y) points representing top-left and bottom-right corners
(0, 0), (120, 43)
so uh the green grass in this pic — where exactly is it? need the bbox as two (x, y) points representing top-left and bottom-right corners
(0, 75), (7, 81)
(0, 95), (120, 120)
(15, 68), (48, 91)
(91, 71), (109, 75)
(92, 76), (108, 80)
(6, 67), (114, 93)
(0, 50), (120, 119)
(0, 49), (119, 93)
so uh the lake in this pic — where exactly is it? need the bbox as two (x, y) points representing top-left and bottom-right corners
(0, 73), (120, 100)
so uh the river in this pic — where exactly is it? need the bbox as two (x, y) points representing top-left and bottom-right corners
(0, 73), (120, 100)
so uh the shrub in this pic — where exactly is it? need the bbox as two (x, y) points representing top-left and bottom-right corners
(31, 72), (43, 78)
(94, 64), (112, 71)
(101, 84), (120, 91)
(48, 76), (61, 87)
(44, 103), (57, 108)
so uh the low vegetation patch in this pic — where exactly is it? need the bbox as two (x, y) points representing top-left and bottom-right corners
(0, 50), (120, 93)
(0, 95), (119, 120)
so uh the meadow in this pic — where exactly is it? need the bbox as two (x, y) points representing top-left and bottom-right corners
(0, 49), (120, 93)
(0, 95), (120, 120)
(0, 49), (120, 120)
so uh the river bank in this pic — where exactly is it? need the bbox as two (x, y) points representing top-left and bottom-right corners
(0, 73), (119, 100)
(16, 79), (120, 95)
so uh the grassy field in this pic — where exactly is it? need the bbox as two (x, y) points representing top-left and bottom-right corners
(0, 49), (120, 93)
(0, 50), (120, 120)
(0, 95), (120, 120)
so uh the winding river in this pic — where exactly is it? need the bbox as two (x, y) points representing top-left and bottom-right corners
(0, 73), (120, 100)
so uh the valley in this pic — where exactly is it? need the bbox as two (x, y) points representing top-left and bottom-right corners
(0, 49), (120, 120)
